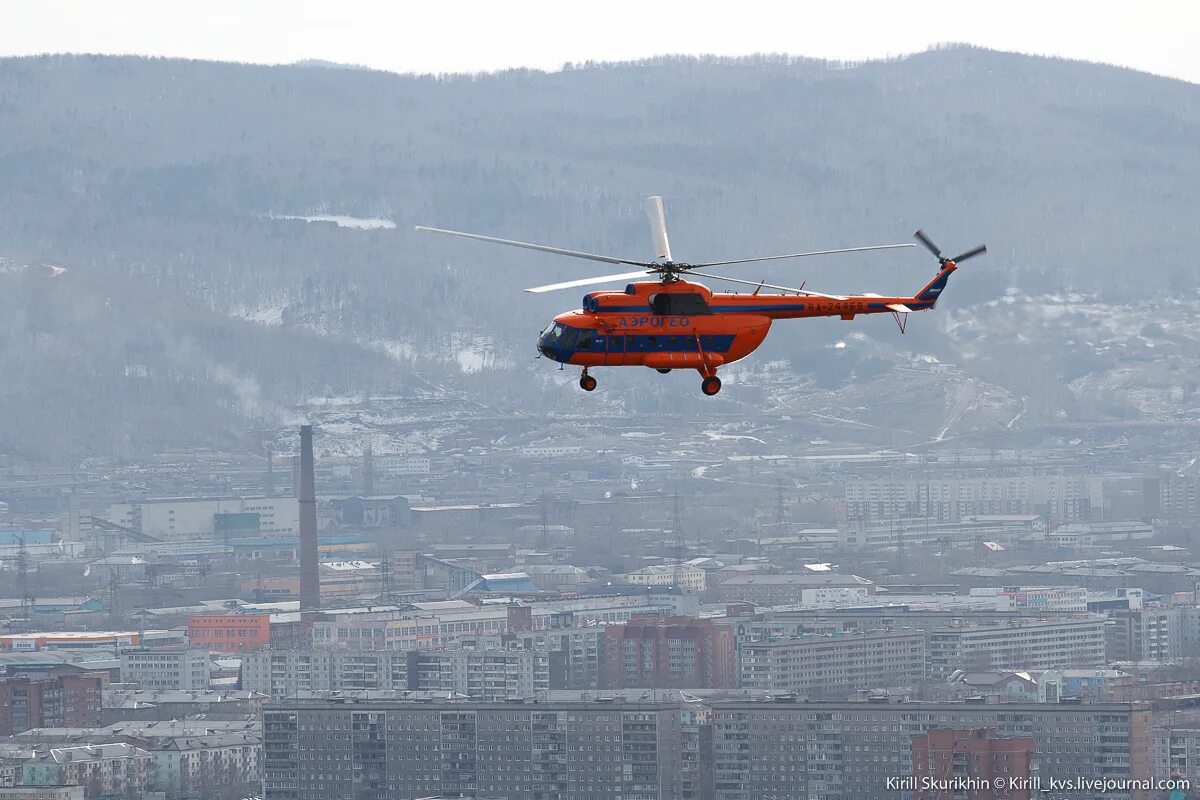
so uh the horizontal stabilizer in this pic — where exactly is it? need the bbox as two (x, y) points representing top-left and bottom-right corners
(886, 303), (913, 313)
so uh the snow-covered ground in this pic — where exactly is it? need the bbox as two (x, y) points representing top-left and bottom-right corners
(267, 213), (396, 230)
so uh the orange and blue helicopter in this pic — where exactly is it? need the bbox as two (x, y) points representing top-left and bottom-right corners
(418, 197), (985, 395)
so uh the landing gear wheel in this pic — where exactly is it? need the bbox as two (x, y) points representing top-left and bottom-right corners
(701, 376), (722, 396)
(580, 374), (597, 392)
(656, 368), (672, 374)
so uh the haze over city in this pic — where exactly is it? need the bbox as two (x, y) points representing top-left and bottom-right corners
(2, 4), (1200, 800)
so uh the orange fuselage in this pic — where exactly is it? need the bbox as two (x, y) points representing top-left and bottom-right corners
(537, 268), (952, 374)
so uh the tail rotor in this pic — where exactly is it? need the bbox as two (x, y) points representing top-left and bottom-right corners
(914, 229), (987, 267)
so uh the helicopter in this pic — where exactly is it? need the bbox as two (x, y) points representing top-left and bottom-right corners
(417, 197), (985, 395)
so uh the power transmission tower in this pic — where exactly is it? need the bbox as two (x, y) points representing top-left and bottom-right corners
(265, 443), (275, 497)
(775, 479), (787, 530)
(539, 491), (550, 551)
(379, 547), (393, 598)
(672, 486), (685, 589)
(107, 572), (121, 626)
(16, 535), (34, 617)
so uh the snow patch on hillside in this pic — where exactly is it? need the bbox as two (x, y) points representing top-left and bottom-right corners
(268, 213), (396, 230)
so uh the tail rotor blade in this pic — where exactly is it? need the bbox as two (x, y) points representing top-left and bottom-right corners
(644, 196), (673, 262)
(913, 229), (943, 259)
(949, 245), (987, 263)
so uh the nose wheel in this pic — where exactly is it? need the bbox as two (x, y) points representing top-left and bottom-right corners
(579, 369), (597, 392)
(701, 376), (722, 396)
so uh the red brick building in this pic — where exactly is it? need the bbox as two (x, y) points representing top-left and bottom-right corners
(187, 613), (271, 653)
(0, 674), (103, 735)
(912, 728), (1036, 800)
(601, 616), (736, 689)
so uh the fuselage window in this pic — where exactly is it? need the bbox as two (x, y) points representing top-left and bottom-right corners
(649, 293), (712, 316)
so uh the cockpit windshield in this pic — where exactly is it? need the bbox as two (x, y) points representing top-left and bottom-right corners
(540, 323), (580, 349)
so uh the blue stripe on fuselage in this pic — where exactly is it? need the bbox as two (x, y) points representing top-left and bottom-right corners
(710, 304), (806, 313)
(539, 326), (737, 364)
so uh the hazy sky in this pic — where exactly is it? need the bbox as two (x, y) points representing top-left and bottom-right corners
(2, 0), (1198, 84)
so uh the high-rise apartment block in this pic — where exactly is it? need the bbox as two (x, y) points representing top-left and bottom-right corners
(262, 696), (1152, 800)
(601, 617), (736, 689)
(739, 630), (927, 696)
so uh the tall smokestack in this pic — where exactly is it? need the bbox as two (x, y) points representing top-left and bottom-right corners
(265, 444), (274, 497)
(298, 425), (320, 612)
(363, 438), (374, 497)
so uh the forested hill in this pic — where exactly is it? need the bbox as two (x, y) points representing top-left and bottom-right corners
(1, 48), (1198, 461)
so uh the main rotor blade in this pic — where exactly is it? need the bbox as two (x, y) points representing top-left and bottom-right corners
(524, 270), (655, 294)
(689, 242), (915, 269)
(949, 244), (987, 263)
(687, 270), (848, 301)
(644, 196), (673, 262)
(416, 226), (653, 267)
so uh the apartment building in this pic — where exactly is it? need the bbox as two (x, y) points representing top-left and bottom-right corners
(1156, 726), (1200, 784)
(601, 617), (736, 689)
(844, 474), (1103, 524)
(911, 728), (1036, 800)
(928, 616), (1107, 677)
(0, 788), (85, 800)
(263, 698), (692, 800)
(261, 696), (1153, 800)
(118, 647), (211, 691)
(13, 743), (153, 800)
(243, 647), (549, 701)
(309, 595), (689, 652)
(1106, 606), (1184, 662)
(738, 630), (927, 696)
(0, 676), (103, 736)
(408, 649), (550, 700)
(710, 700), (1151, 800)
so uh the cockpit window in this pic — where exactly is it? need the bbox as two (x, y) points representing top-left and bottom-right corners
(557, 328), (580, 350)
(541, 324), (596, 351)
